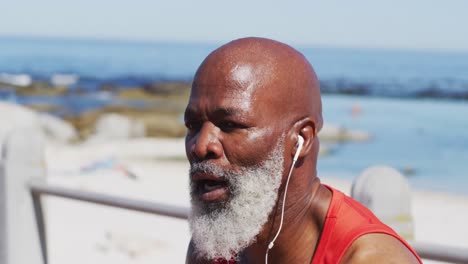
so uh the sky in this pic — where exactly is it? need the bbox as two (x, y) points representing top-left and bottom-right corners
(1, 0), (468, 52)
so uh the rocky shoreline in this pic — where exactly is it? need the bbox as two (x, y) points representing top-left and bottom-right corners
(1, 80), (190, 139)
(1, 79), (372, 159)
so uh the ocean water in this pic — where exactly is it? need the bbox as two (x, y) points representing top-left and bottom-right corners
(1, 36), (468, 99)
(0, 36), (467, 194)
(0, 37), (212, 81)
(319, 95), (468, 195)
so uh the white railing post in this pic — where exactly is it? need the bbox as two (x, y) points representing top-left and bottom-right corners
(352, 165), (414, 240)
(0, 127), (46, 264)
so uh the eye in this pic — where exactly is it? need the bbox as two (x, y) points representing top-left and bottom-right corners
(185, 120), (201, 132)
(219, 121), (243, 132)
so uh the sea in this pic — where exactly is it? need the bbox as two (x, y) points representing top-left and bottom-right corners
(0, 36), (467, 195)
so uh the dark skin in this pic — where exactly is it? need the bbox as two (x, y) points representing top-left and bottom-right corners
(185, 37), (419, 264)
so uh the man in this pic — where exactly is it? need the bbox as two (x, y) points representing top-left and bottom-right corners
(184, 37), (422, 264)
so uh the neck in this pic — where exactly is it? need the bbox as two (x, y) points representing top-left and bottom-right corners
(243, 167), (332, 264)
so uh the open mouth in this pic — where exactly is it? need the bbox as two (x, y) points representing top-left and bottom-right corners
(192, 174), (230, 202)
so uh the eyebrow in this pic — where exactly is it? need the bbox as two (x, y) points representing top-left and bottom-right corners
(184, 107), (245, 120)
(213, 107), (242, 116)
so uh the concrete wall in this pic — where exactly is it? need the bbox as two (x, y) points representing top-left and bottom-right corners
(0, 127), (45, 264)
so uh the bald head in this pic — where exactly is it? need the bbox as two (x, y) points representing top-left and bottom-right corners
(186, 37), (323, 170)
(186, 38), (325, 261)
(193, 37), (323, 132)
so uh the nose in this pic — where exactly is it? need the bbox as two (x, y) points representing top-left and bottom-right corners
(189, 122), (223, 161)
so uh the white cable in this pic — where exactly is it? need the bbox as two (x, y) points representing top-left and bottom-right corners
(265, 137), (303, 264)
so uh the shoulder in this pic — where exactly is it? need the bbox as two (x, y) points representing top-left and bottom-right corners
(341, 233), (420, 264)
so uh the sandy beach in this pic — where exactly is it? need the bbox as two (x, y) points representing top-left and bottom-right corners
(40, 138), (468, 264)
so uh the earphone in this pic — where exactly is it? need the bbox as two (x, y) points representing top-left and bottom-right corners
(265, 135), (304, 264)
(293, 135), (305, 162)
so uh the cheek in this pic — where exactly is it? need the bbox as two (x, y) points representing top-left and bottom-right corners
(224, 128), (276, 167)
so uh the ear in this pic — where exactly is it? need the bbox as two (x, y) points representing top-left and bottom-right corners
(290, 117), (316, 159)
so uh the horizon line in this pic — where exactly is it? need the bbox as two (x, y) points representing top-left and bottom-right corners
(1, 33), (468, 55)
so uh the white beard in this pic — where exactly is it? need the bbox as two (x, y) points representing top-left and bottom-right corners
(188, 137), (285, 261)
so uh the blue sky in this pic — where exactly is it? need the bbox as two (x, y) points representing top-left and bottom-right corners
(1, 0), (467, 51)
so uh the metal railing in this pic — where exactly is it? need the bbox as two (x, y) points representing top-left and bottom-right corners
(411, 242), (468, 264)
(29, 181), (468, 264)
(29, 180), (189, 264)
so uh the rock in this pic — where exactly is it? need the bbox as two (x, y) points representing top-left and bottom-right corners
(0, 73), (32, 87)
(87, 113), (146, 142)
(50, 74), (79, 87)
(38, 113), (78, 143)
(142, 81), (190, 95)
(0, 101), (42, 144)
(318, 143), (334, 156)
(319, 123), (344, 142)
(0, 101), (80, 144)
(319, 123), (371, 143)
(346, 129), (372, 142)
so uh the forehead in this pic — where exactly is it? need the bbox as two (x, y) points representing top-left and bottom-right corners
(188, 64), (265, 111)
(186, 83), (255, 117)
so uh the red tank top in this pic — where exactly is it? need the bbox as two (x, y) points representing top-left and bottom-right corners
(311, 186), (422, 263)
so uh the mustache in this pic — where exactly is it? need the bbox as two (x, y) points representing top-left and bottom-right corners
(190, 162), (228, 179)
